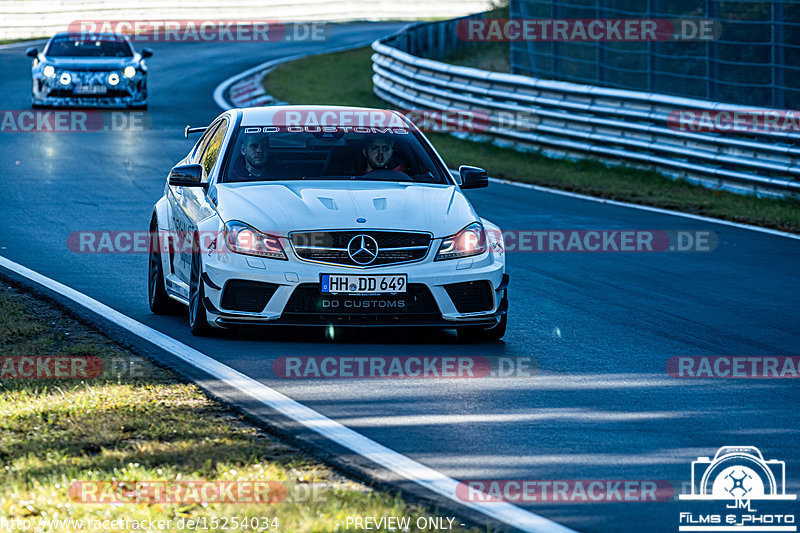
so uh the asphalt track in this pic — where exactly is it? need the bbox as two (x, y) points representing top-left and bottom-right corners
(1, 23), (799, 532)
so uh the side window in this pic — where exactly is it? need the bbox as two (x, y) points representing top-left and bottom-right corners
(199, 119), (228, 177)
(191, 123), (219, 164)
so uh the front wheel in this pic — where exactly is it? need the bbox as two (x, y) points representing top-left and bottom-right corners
(457, 313), (507, 342)
(148, 220), (180, 314)
(188, 250), (214, 336)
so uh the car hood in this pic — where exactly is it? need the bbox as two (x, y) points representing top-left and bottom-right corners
(42, 56), (134, 71)
(214, 181), (479, 238)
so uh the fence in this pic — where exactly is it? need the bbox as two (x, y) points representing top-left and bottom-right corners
(509, 0), (799, 109)
(372, 17), (800, 198)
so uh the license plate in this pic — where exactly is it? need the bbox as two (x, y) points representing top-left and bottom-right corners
(74, 85), (107, 95)
(321, 274), (406, 294)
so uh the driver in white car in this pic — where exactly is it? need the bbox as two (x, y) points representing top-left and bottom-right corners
(230, 133), (271, 181)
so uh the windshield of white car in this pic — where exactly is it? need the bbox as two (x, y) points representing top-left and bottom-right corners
(45, 35), (133, 58)
(223, 127), (449, 185)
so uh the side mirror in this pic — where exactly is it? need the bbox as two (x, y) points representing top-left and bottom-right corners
(459, 165), (488, 189)
(140, 48), (153, 58)
(26, 47), (38, 58)
(168, 163), (205, 187)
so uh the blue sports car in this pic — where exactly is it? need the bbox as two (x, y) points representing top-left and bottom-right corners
(27, 32), (151, 109)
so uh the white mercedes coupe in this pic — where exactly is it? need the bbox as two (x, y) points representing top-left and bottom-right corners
(148, 106), (508, 340)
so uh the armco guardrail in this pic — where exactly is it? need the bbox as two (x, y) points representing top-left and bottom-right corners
(371, 22), (800, 198)
(0, 0), (493, 39)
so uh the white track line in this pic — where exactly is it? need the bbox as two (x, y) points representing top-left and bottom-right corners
(214, 55), (302, 110)
(488, 177), (800, 241)
(0, 254), (574, 533)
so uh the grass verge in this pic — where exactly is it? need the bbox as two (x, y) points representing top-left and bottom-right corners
(0, 37), (46, 45)
(263, 46), (800, 233)
(0, 283), (480, 532)
(444, 42), (510, 73)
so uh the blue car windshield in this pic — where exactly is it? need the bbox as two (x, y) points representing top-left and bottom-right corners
(45, 35), (133, 58)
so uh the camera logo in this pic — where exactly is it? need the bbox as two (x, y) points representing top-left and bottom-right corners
(680, 446), (795, 502)
(678, 446), (796, 532)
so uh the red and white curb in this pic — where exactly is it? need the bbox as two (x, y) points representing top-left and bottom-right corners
(227, 69), (280, 108)
(213, 40), (387, 111)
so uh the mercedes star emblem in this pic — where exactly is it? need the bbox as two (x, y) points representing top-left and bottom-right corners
(347, 234), (379, 265)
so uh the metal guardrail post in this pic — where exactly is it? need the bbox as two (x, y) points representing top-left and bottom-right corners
(706, 0), (716, 101)
(772, 0), (785, 109)
(551, 0), (560, 80)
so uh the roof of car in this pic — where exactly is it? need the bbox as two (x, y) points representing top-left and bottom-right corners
(50, 32), (128, 41)
(237, 105), (410, 128)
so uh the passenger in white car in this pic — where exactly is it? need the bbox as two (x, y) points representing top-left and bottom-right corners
(361, 136), (407, 174)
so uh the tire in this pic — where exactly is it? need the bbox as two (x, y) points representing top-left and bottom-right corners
(457, 313), (507, 342)
(148, 219), (181, 314)
(188, 247), (214, 336)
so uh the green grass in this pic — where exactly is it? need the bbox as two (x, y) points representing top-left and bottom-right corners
(442, 3), (511, 72)
(263, 46), (800, 233)
(444, 42), (510, 73)
(0, 37), (46, 45)
(0, 287), (481, 532)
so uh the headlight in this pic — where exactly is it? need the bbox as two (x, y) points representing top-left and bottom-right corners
(123, 66), (136, 78)
(58, 72), (71, 85)
(107, 72), (120, 86)
(42, 65), (55, 78)
(224, 221), (286, 260)
(435, 222), (487, 261)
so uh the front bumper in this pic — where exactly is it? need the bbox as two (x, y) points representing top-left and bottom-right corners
(200, 244), (507, 328)
(32, 70), (146, 108)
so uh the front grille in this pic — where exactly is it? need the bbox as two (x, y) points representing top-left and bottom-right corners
(283, 283), (440, 322)
(220, 280), (278, 312)
(291, 231), (431, 267)
(444, 281), (494, 313)
(47, 89), (132, 98)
